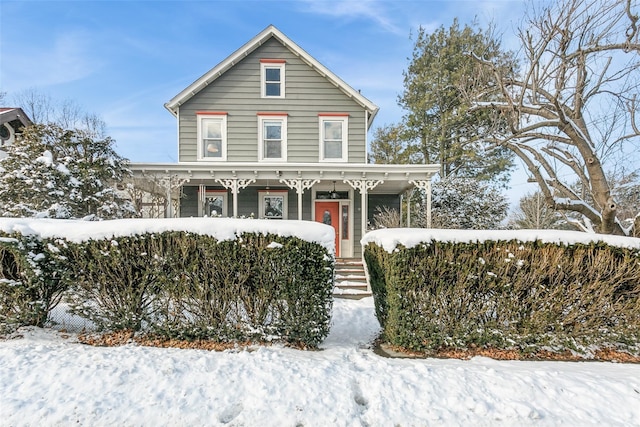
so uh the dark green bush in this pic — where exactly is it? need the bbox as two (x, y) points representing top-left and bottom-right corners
(63, 231), (333, 348)
(64, 233), (171, 331)
(0, 234), (67, 333)
(364, 240), (640, 354)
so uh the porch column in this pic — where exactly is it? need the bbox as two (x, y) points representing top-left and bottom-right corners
(409, 180), (432, 228)
(406, 191), (411, 227)
(279, 178), (319, 220)
(158, 174), (190, 218)
(198, 184), (206, 216)
(215, 178), (255, 217)
(344, 179), (383, 240)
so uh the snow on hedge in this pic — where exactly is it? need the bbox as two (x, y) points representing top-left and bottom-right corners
(362, 228), (640, 253)
(0, 218), (336, 253)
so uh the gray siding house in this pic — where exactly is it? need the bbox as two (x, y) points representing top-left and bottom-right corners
(131, 25), (438, 257)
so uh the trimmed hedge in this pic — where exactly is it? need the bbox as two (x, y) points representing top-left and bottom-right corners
(0, 226), (333, 348)
(0, 234), (67, 333)
(61, 231), (333, 348)
(364, 239), (640, 354)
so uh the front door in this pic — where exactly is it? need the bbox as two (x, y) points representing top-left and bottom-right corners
(315, 201), (340, 257)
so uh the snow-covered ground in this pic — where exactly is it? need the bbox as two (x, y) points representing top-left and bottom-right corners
(2, 219), (640, 425)
(2, 297), (640, 426)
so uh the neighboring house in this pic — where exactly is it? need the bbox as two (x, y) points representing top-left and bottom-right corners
(131, 25), (438, 257)
(0, 108), (32, 154)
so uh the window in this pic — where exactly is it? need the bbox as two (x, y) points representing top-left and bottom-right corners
(319, 114), (348, 162)
(259, 190), (288, 219)
(260, 60), (285, 98)
(199, 190), (228, 217)
(258, 114), (287, 161)
(197, 112), (227, 161)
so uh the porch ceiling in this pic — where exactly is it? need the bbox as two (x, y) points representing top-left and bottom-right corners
(130, 162), (440, 194)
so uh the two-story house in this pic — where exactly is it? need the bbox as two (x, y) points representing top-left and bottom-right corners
(131, 25), (438, 257)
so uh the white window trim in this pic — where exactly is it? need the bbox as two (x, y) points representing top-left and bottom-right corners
(198, 189), (228, 217)
(258, 114), (288, 162)
(319, 115), (348, 162)
(260, 61), (285, 98)
(196, 113), (227, 161)
(258, 190), (288, 219)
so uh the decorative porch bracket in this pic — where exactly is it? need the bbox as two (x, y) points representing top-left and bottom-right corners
(158, 174), (190, 218)
(343, 179), (383, 240)
(279, 178), (320, 220)
(409, 180), (432, 228)
(215, 178), (256, 217)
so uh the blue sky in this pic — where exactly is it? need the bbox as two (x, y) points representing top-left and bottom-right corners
(0, 0), (534, 197)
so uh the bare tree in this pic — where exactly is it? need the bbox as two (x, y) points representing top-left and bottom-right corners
(10, 88), (106, 137)
(11, 88), (55, 124)
(469, 0), (640, 235)
(510, 191), (565, 229)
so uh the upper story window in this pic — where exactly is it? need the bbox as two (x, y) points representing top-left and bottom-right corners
(197, 112), (227, 161)
(260, 59), (286, 98)
(319, 114), (348, 162)
(258, 113), (287, 162)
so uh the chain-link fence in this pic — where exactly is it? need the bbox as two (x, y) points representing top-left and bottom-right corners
(46, 303), (95, 333)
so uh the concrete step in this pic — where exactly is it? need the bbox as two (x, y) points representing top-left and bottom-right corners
(333, 258), (371, 298)
(333, 286), (371, 300)
(335, 267), (365, 274)
(335, 272), (367, 279)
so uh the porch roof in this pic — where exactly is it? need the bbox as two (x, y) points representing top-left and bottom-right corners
(130, 162), (440, 194)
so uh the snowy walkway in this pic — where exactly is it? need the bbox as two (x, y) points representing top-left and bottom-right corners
(1, 297), (640, 426)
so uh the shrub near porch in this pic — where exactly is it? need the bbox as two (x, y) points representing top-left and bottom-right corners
(0, 218), (335, 348)
(362, 229), (640, 355)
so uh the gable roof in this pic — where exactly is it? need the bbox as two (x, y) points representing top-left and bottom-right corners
(164, 25), (379, 128)
(0, 108), (33, 128)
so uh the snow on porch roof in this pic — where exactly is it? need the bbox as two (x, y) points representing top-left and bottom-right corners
(164, 25), (379, 128)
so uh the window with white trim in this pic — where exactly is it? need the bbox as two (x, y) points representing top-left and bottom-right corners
(258, 114), (287, 161)
(319, 115), (348, 162)
(197, 113), (227, 161)
(258, 190), (288, 219)
(199, 190), (228, 217)
(260, 61), (285, 98)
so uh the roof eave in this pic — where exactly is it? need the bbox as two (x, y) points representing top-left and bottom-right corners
(0, 108), (33, 127)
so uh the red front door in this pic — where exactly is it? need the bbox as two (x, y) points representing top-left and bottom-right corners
(315, 201), (340, 257)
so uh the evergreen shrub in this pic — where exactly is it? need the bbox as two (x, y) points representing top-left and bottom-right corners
(63, 231), (333, 347)
(364, 240), (640, 353)
(0, 234), (67, 333)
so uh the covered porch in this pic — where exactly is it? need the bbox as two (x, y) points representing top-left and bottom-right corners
(129, 162), (439, 257)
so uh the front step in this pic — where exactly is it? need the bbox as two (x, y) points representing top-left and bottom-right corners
(334, 258), (371, 299)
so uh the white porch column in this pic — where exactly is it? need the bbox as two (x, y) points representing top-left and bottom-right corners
(406, 190), (411, 227)
(158, 174), (190, 218)
(279, 178), (319, 220)
(198, 183), (206, 216)
(215, 178), (255, 217)
(344, 179), (383, 239)
(409, 180), (432, 228)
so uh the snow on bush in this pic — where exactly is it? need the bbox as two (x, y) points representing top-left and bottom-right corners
(0, 217), (336, 253)
(362, 227), (640, 354)
(362, 228), (640, 253)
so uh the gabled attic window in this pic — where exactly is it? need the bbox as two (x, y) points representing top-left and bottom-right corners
(260, 59), (285, 98)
